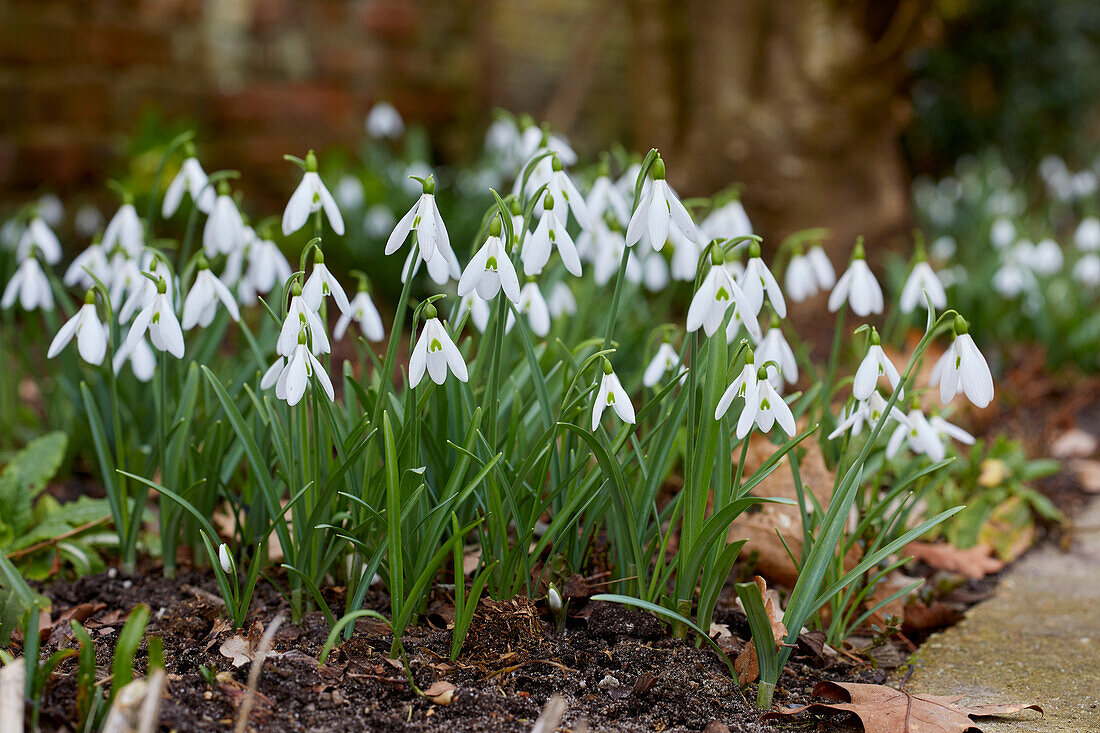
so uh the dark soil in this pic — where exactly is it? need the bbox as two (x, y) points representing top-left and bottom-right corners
(31, 567), (888, 732)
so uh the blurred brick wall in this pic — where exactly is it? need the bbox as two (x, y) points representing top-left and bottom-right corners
(0, 0), (630, 210)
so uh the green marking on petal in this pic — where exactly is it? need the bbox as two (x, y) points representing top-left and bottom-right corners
(430, 338), (442, 352)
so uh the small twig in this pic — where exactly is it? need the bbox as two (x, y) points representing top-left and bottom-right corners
(530, 694), (567, 733)
(485, 659), (575, 681)
(5, 517), (113, 560)
(234, 615), (283, 733)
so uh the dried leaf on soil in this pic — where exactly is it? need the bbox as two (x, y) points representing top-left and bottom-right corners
(734, 576), (786, 685)
(1071, 458), (1100, 493)
(219, 635), (254, 667)
(905, 542), (1006, 579)
(1050, 428), (1097, 458)
(423, 680), (456, 705)
(762, 680), (1043, 733)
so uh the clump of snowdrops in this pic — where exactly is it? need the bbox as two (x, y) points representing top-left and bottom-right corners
(2, 107), (995, 705)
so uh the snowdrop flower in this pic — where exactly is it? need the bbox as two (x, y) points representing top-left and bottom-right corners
(17, 216), (61, 264)
(755, 323), (797, 389)
(277, 286), (329, 356)
(591, 360), (634, 431)
(400, 235), (461, 286)
(522, 193), (582, 277)
(366, 101), (405, 139)
(505, 280), (551, 337)
(929, 415), (975, 448)
(669, 228), (701, 281)
(162, 147), (214, 217)
(119, 261), (174, 324)
(334, 286), (384, 342)
(2, 255), (53, 311)
(545, 155), (593, 230)
(587, 161), (629, 224)
(1073, 254), (1100, 287)
(989, 218), (1016, 249)
(203, 183), (244, 256)
(74, 205), (104, 239)
(700, 197), (753, 242)
(828, 241), (883, 316)
(219, 543), (234, 575)
(36, 194), (63, 227)
(302, 248), (350, 314)
(899, 257), (947, 313)
(616, 162), (642, 198)
(364, 204), (395, 238)
(739, 242), (786, 318)
(102, 201), (144, 256)
(736, 367), (796, 439)
(1029, 238), (1063, 276)
(992, 260), (1035, 298)
(930, 235), (956, 261)
(930, 317), (994, 408)
(282, 151), (345, 237)
(686, 248), (760, 339)
(459, 217), (521, 303)
(784, 247), (822, 303)
(64, 242), (108, 289)
(409, 303), (468, 387)
(715, 351), (758, 419)
(182, 262), (240, 330)
(827, 390), (908, 440)
(887, 403), (944, 462)
(643, 339), (684, 388)
(641, 251), (670, 292)
(547, 281), (577, 319)
(335, 175), (365, 210)
(518, 123), (577, 167)
(485, 116), (521, 164)
(853, 329), (902, 401)
(386, 175), (450, 262)
(47, 291), (106, 365)
(276, 327), (335, 406)
(625, 157), (698, 251)
(1074, 217), (1100, 251)
(112, 336), (156, 382)
(456, 292), (491, 332)
(243, 236), (292, 300)
(121, 275), (184, 360)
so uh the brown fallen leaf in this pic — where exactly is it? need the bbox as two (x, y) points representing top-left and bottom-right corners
(734, 576), (786, 685)
(423, 680), (456, 705)
(905, 542), (1005, 579)
(219, 635), (254, 668)
(1050, 428), (1097, 458)
(1071, 458), (1100, 493)
(762, 680), (1042, 732)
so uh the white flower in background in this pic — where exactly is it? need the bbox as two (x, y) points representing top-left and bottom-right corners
(409, 304), (468, 387)
(544, 155), (593, 230)
(827, 390), (909, 440)
(828, 242), (883, 316)
(106, 253), (143, 310)
(992, 259), (1035, 298)
(17, 216), (61, 264)
(625, 158), (698, 252)
(121, 276), (184, 360)
(366, 101), (405, 139)
(112, 337), (156, 382)
(485, 116), (521, 164)
(989, 218), (1016, 249)
(522, 193), (582, 277)
(239, 236), (292, 305)
(1074, 254), (1100, 286)
(937, 265), (967, 289)
(1028, 238), (1064, 276)
(784, 248), (820, 303)
(457, 292), (491, 333)
(74, 205), (104, 239)
(739, 242), (786, 318)
(584, 222), (636, 285)
(103, 202), (144, 256)
(591, 360), (634, 431)
(277, 288), (330, 356)
(853, 330), (902, 401)
(616, 162), (642, 198)
(643, 340), (684, 388)
(715, 353), (758, 419)
(686, 250), (760, 339)
(887, 405), (944, 462)
(669, 228), (701, 281)
(505, 280), (551, 337)
(36, 193), (63, 226)
(0, 218), (23, 251)
(386, 175), (449, 261)
(47, 293), (107, 365)
(930, 318), (994, 408)
(700, 197), (753, 242)
(587, 164), (629, 224)
(1073, 170), (1098, 199)
(203, 186), (244, 256)
(400, 235), (461, 286)
(899, 258), (947, 313)
(334, 288), (384, 342)
(302, 250), (351, 314)
(2, 255), (53, 311)
(364, 203), (396, 238)
(1074, 217), (1100, 251)
(63, 242), (108, 289)
(641, 251), (670, 292)
(547, 281), (577, 319)
(755, 324), (797, 389)
(335, 175), (365, 210)
(162, 152), (214, 217)
(929, 415), (975, 448)
(119, 262), (174, 323)
(275, 328), (335, 406)
(282, 151), (345, 236)
(736, 371), (796, 439)
(518, 124), (577, 167)
(182, 263), (240, 330)
(459, 218), (521, 303)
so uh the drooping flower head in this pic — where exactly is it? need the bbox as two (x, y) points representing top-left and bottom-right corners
(282, 150), (345, 237)
(163, 142), (215, 217)
(409, 302), (468, 388)
(47, 290), (107, 366)
(853, 327), (903, 401)
(686, 244), (760, 339)
(828, 238), (883, 317)
(591, 358), (635, 431)
(899, 240), (947, 313)
(625, 156), (698, 251)
(459, 216), (521, 304)
(930, 315), (994, 409)
(182, 257), (241, 330)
